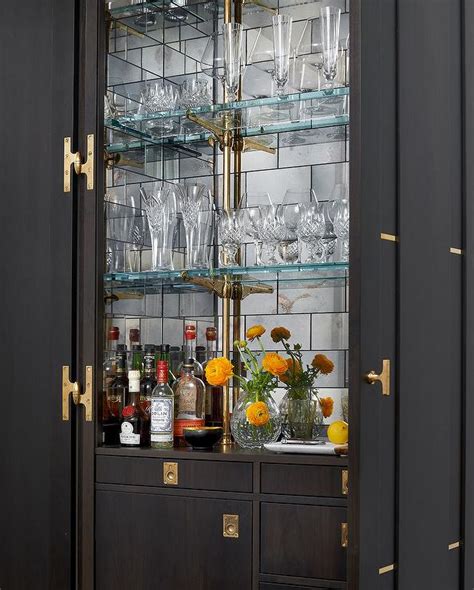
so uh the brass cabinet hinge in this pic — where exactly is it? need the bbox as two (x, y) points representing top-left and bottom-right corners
(341, 523), (348, 548)
(62, 366), (93, 421)
(163, 462), (179, 485)
(342, 469), (349, 495)
(64, 135), (95, 192)
(223, 514), (239, 538)
(379, 563), (396, 575)
(365, 359), (391, 396)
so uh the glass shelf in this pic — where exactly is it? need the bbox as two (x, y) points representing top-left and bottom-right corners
(105, 87), (349, 153)
(105, 262), (349, 295)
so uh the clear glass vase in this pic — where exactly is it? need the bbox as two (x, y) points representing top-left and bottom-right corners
(279, 388), (324, 440)
(230, 387), (281, 449)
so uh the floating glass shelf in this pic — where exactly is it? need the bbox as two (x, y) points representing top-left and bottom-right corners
(105, 87), (349, 153)
(105, 262), (349, 295)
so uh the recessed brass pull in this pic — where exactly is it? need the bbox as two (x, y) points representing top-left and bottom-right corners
(342, 469), (349, 495)
(379, 563), (396, 575)
(62, 366), (93, 422)
(341, 522), (348, 548)
(163, 462), (178, 485)
(223, 514), (239, 538)
(448, 540), (461, 550)
(365, 359), (391, 396)
(450, 247), (463, 255)
(63, 135), (94, 192)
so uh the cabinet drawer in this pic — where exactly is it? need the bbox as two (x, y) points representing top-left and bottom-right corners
(261, 503), (347, 581)
(261, 585), (337, 590)
(261, 463), (347, 497)
(96, 455), (253, 493)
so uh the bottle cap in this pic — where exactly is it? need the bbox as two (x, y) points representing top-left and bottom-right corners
(206, 327), (217, 341)
(184, 325), (196, 340)
(117, 344), (127, 352)
(129, 328), (140, 343)
(184, 358), (195, 369)
(128, 370), (141, 381)
(170, 346), (181, 351)
(132, 344), (142, 351)
(122, 405), (135, 418)
(159, 344), (170, 353)
(108, 326), (120, 341)
(144, 344), (156, 353)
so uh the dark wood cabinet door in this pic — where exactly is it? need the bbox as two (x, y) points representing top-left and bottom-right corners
(96, 490), (252, 590)
(0, 1), (76, 589)
(260, 503), (347, 582)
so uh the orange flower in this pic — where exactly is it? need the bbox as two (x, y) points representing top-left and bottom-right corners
(246, 401), (270, 426)
(262, 352), (288, 376)
(270, 326), (291, 343)
(246, 324), (266, 341)
(280, 357), (302, 383)
(205, 357), (233, 387)
(312, 354), (335, 375)
(319, 396), (334, 418)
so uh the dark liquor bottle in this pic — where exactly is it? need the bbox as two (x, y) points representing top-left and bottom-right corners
(131, 344), (143, 374)
(103, 326), (120, 389)
(128, 328), (140, 369)
(177, 324), (203, 378)
(150, 361), (174, 449)
(203, 327), (223, 427)
(140, 344), (156, 447)
(158, 344), (176, 386)
(103, 344), (128, 445)
(120, 370), (148, 447)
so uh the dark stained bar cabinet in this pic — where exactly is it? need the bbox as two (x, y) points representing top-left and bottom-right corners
(0, 0), (472, 589)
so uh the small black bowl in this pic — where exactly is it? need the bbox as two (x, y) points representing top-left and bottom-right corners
(183, 427), (224, 450)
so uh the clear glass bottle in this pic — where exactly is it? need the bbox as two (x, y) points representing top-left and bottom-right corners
(173, 358), (206, 445)
(177, 324), (203, 377)
(102, 344), (128, 445)
(202, 327), (223, 427)
(150, 361), (174, 449)
(120, 370), (148, 447)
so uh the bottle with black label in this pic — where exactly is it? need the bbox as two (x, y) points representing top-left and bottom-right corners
(150, 361), (174, 449)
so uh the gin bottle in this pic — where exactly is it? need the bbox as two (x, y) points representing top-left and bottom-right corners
(150, 361), (174, 449)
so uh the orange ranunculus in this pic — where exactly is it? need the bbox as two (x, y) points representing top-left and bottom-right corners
(312, 353), (335, 375)
(246, 324), (266, 341)
(262, 352), (288, 377)
(270, 326), (291, 343)
(279, 357), (302, 384)
(246, 401), (270, 427)
(205, 357), (233, 387)
(319, 396), (334, 418)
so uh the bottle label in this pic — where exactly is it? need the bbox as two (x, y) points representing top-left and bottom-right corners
(178, 384), (197, 414)
(157, 364), (169, 384)
(150, 398), (173, 435)
(120, 421), (140, 445)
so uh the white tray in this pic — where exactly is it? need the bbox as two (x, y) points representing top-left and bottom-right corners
(264, 442), (341, 455)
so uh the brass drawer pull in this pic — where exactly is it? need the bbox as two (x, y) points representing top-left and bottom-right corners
(223, 514), (239, 538)
(341, 522), (348, 548)
(163, 462), (178, 485)
(342, 469), (349, 495)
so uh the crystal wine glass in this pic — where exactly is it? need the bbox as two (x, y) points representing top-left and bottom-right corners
(321, 201), (337, 262)
(126, 214), (146, 272)
(258, 204), (286, 265)
(320, 6), (341, 86)
(175, 183), (210, 269)
(141, 184), (177, 271)
(296, 202), (326, 263)
(272, 15), (293, 96)
(240, 192), (273, 266)
(218, 209), (247, 267)
(333, 198), (349, 262)
(281, 189), (317, 263)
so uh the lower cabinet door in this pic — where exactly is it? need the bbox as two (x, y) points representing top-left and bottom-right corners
(261, 503), (347, 582)
(96, 490), (252, 590)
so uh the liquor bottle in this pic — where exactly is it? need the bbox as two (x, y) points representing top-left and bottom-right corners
(202, 327), (223, 427)
(140, 344), (156, 447)
(177, 324), (203, 377)
(102, 344), (128, 445)
(128, 328), (140, 369)
(150, 361), (174, 449)
(158, 344), (176, 386)
(173, 358), (206, 444)
(131, 344), (143, 374)
(120, 370), (148, 447)
(103, 326), (120, 389)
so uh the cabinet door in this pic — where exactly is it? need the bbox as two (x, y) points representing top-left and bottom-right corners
(96, 490), (252, 590)
(0, 1), (77, 589)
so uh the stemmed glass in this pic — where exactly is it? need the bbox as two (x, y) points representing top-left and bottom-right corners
(175, 183), (210, 269)
(320, 6), (341, 86)
(281, 189), (317, 263)
(258, 204), (286, 265)
(321, 201), (337, 262)
(240, 192), (273, 266)
(272, 15), (293, 96)
(218, 209), (247, 267)
(296, 202), (326, 263)
(333, 198), (349, 262)
(126, 214), (146, 272)
(140, 184), (177, 271)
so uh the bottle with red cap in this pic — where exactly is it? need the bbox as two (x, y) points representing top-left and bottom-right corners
(202, 326), (223, 427)
(177, 324), (203, 378)
(150, 361), (174, 449)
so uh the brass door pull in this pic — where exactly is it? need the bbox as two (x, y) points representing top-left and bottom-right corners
(223, 514), (239, 538)
(62, 366), (93, 421)
(163, 462), (178, 485)
(365, 359), (391, 396)
(341, 523), (348, 548)
(64, 135), (95, 192)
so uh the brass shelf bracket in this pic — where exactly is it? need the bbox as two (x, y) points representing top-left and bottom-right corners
(181, 272), (273, 300)
(64, 135), (95, 192)
(365, 359), (391, 396)
(62, 366), (93, 422)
